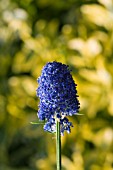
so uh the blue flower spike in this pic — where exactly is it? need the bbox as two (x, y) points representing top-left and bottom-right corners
(36, 61), (80, 135)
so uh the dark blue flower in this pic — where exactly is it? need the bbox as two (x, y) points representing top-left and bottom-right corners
(36, 61), (80, 135)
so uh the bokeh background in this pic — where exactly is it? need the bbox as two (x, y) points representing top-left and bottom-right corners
(0, 0), (113, 170)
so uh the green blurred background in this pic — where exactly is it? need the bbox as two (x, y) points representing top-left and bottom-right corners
(0, 0), (113, 170)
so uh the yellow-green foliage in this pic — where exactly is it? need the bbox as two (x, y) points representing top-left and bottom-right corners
(0, 0), (113, 170)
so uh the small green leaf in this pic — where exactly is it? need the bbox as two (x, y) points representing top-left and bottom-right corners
(75, 113), (84, 116)
(48, 131), (56, 134)
(30, 121), (45, 125)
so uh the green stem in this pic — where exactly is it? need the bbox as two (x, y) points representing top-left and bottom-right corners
(56, 120), (61, 170)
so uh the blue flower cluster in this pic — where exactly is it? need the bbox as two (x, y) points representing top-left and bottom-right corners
(36, 61), (80, 135)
